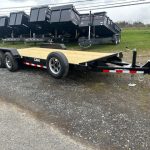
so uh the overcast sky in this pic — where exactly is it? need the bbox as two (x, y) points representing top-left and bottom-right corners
(0, 0), (150, 24)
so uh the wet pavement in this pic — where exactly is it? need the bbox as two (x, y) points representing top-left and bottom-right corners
(0, 54), (150, 150)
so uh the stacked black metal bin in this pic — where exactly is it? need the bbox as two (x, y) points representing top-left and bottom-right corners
(50, 5), (80, 42)
(0, 16), (11, 38)
(93, 12), (121, 40)
(29, 6), (51, 37)
(8, 11), (29, 39)
(79, 12), (121, 45)
(0, 4), (121, 46)
(79, 13), (93, 37)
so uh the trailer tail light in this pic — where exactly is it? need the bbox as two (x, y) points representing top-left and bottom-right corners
(130, 70), (136, 74)
(116, 70), (123, 73)
(103, 70), (110, 73)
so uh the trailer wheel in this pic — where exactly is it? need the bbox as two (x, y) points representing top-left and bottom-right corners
(78, 37), (92, 49)
(0, 51), (5, 68)
(5, 52), (19, 72)
(113, 36), (118, 45)
(47, 52), (69, 79)
(117, 35), (121, 44)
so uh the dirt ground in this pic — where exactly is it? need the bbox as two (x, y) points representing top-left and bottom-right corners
(0, 52), (150, 150)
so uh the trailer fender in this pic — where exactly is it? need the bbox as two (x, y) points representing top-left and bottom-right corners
(0, 51), (5, 68)
(143, 60), (150, 74)
(0, 48), (21, 58)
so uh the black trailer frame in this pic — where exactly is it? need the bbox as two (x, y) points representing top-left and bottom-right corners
(0, 47), (149, 79)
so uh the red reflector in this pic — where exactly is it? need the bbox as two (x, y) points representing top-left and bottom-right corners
(116, 70), (123, 73)
(130, 70), (136, 74)
(103, 70), (110, 73)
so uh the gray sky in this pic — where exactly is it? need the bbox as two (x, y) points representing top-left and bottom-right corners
(0, 0), (150, 24)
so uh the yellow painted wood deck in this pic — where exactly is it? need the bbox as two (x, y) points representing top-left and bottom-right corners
(18, 47), (115, 65)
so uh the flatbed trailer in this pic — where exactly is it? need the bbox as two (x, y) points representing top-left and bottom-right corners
(0, 47), (150, 79)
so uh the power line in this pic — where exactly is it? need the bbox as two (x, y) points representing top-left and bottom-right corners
(78, 1), (150, 11)
(0, 0), (146, 10)
(0, 0), (148, 13)
(0, 0), (150, 15)
(76, 0), (147, 9)
(0, 0), (113, 10)
(0, 9), (31, 13)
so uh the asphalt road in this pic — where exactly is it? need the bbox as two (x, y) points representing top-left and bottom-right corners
(0, 53), (150, 150)
(0, 100), (90, 150)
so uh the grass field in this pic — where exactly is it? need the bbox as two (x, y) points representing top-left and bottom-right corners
(0, 27), (150, 53)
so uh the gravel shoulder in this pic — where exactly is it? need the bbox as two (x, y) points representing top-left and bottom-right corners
(0, 52), (150, 150)
(0, 100), (91, 150)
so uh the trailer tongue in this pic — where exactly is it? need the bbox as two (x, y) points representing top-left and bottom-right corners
(0, 47), (149, 79)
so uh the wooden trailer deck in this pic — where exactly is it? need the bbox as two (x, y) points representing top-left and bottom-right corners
(18, 47), (116, 64)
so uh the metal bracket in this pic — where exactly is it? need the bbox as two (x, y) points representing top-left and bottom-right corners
(128, 74), (136, 87)
(138, 73), (145, 82)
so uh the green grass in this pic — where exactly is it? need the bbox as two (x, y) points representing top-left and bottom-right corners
(0, 27), (150, 53)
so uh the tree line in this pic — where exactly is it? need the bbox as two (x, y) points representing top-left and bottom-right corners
(116, 21), (150, 28)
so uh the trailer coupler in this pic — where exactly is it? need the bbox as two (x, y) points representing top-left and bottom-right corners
(99, 67), (147, 87)
(98, 49), (150, 75)
(98, 60), (150, 86)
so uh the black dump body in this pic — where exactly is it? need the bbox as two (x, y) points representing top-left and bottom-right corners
(50, 5), (80, 41)
(0, 4), (121, 44)
(79, 12), (121, 38)
(9, 11), (29, 37)
(0, 16), (11, 38)
(93, 12), (121, 37)
(79, 13), (93, 37)
(29, 6), (51, 36)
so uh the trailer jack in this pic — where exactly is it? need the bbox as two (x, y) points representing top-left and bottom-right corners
(138, 73), (145, 82)
(128, 72), (146, 87)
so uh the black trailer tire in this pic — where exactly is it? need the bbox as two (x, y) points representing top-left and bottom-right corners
(117, 35), (121, 44)
(112, 34), (121, 45)
(47, 52), (69, 79)
(78, 37), (92, 49)
(5, 52), (19, 72)
(0, 51), (5, 68)
(113, 36), (118, 45)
